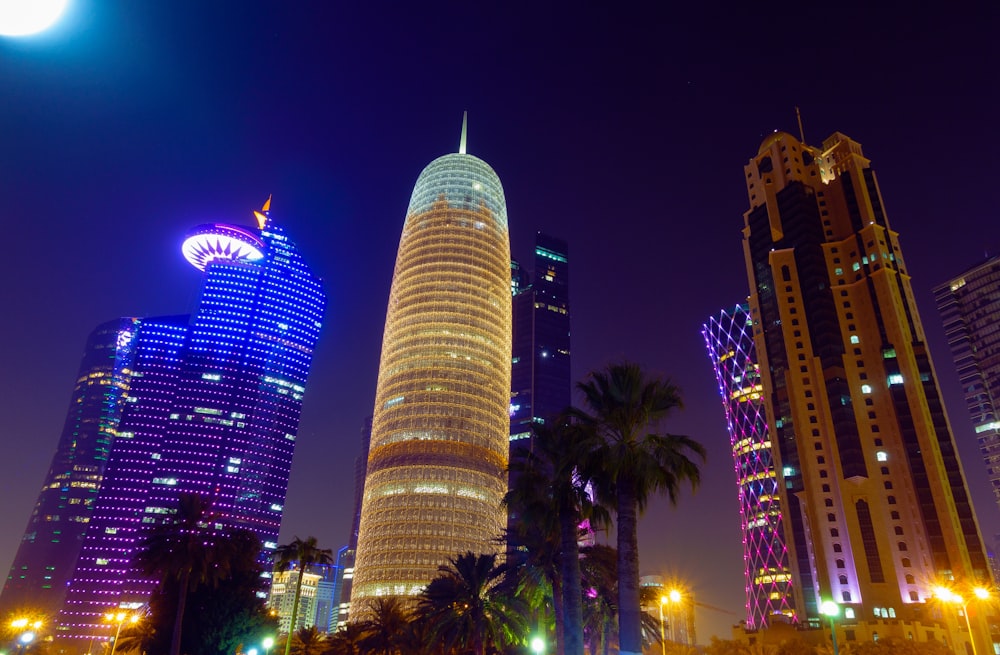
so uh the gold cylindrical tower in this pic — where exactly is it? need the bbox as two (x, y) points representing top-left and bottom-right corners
(350, 150), (512, 604)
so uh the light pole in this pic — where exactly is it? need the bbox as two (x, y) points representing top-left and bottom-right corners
(820, 600), (839, 655)
(262, 636), (275, 655)
(10, 618), (42, 655)
(657, 596), (668, 655)
(934, 585), (990, 655)
(530, 636), (545, 655)
(666, 589), (682, 643)
(104, 612), (138, 655)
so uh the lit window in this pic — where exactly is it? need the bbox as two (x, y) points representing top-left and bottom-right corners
(861, 384), (872, 394)
(877, 451), (888, 461)
(888, 374), (904, 385)
(850, 335), (859, 344)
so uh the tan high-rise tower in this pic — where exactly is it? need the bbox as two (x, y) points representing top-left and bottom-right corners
(742, 131), (993, 652)
(350, 123), (511, 608)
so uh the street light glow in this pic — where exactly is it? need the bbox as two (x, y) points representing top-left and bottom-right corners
(0, 0), (68, 37)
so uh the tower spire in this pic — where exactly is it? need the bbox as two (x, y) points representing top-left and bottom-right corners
(459, 111), (467, 155)
(795, 106), (806, 144)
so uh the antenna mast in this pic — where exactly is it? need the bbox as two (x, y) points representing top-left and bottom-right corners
(459, 111), (468, 154)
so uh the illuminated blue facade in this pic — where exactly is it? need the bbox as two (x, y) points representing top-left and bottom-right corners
(58, 204), (325, 643)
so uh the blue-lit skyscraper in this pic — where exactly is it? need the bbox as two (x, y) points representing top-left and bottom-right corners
(57, 200), (325, 644)
(0, 319), (139, 617)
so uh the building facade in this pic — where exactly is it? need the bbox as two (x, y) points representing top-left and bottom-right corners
(703, 304), (797, 630)
(0, 319), (140, 617)
(509, 233), (571, 445)
(57, 201), (325, 645)
(934, 256), (1000, 518)
(350, 128), (512, 606)
(742, 131), (991, 651)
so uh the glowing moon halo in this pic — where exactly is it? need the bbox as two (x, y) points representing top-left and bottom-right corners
(0, 0), (68, 37)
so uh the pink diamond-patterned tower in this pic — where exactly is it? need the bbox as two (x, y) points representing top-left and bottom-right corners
(703, 303), (798, 629)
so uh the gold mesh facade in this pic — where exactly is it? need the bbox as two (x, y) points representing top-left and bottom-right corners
(351, 152), (512, 603)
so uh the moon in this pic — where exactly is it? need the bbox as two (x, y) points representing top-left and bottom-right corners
(0, 0), (68, 37)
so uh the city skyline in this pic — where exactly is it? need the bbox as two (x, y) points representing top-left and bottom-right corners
(0, 2), (995, 642)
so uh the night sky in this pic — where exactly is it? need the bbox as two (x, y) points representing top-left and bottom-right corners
(1, 1), (996, 642)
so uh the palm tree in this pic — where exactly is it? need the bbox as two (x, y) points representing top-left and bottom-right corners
(323, 624), (366, 655)
(354, 597), (411, 655)
(580, 545), (617, 655)
(574, 362), (706, 655)
(418, 552), (526, 655)
(135, 492), (226, 655)
(506, 417), (607, 655)
(274, 536), (333, 655)
(288, 626), (327, 655)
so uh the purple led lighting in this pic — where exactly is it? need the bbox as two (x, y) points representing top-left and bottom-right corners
(703, 304), (797, 630)
(57, 212), (325, 643)
(181, 223), (266, 271)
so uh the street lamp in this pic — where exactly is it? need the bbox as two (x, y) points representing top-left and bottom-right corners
(657, 596), (668, 655)
(820, 600), (839, 655)
(262, 636), (275, 655)
(666, 589), (682, 643)
(104, 611), (139, 655)
(10, 618), (42, 654)
(934, 585), (990, 655)
(530, 636), (545, 655)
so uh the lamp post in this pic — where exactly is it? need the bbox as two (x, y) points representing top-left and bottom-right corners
(530, 636), (545, 655)
(104, 612), (138, 655)
(657, 596), (668, 655)
(934, 585), (990, 655)
(262, 637), (275, 655)
(820, 600), (839, 655)
(10, 618), (42, 655)
(666, 589), (682, 643)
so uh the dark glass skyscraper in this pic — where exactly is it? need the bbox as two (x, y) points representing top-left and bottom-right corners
(741, 131), (990, 650)
(703, 304), (796, 630)
(509, 233), (571, 445)
(934, 256), (1000, 518)
(0, 319), (139, 617)
(57, 201), (325, 644)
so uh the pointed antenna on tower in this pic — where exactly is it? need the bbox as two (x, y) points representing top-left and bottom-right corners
(459, 111), (468, 155)
(254, 194), (272, 230)
(795, 106), (806, 144)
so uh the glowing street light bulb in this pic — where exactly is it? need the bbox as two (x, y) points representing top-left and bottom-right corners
(530, 637), (545, 655)
(974, 587), (990, 600)
(668, 589), (682, 603)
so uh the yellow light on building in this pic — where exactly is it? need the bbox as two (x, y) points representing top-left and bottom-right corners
(351, 138), (512, 607)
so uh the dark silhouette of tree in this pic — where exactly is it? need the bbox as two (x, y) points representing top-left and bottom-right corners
(574, 362), (706, 655)
(506, 416), (607, 655)
(288, 625), (327, 655)
(418, 552), (527, 655)
(580, 545), (617, 655)
(324, 623), (366, 655)
(352, 597), (411, 655)
(134, 493), (230, 655)
(140, 525), (276, 655)
(274, 536), (333, 655)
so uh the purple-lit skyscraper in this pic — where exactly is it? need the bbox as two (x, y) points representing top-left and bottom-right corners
(57, 200), (325, 645)
(703, 303), (797, 630)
